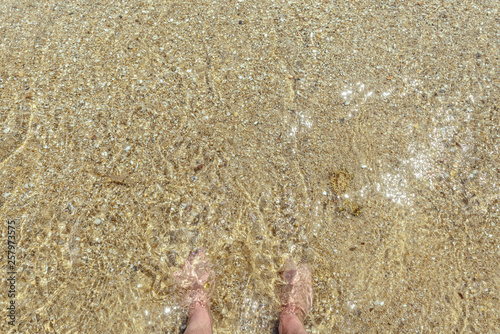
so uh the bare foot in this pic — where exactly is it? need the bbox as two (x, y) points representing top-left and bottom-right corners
(173, 248), (214, 318)
(279, 258), (314, 322)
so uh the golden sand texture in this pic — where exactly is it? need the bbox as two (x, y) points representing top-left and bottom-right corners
(0, 0), (499, 333)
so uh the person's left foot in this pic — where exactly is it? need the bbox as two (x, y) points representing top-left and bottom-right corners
(173, 248), (214, 316)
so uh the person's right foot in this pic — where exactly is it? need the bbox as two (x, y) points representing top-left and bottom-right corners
(279, 258), (314, 322)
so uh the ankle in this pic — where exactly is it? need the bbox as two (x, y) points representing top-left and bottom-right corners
(185, 304), (212, 334)
(278, 312), (307, 334)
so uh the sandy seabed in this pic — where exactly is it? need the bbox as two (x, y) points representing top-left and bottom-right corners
(0, 0), (499, 333)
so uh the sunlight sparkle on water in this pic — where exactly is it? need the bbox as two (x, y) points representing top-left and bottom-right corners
(379, 173), (412, 205)
(299, 113), (313, 128)
(341, 90), (352, 97)
(342, 82), (374, 103)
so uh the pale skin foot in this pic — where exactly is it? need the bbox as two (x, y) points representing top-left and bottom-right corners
(173, 252), (313, 334)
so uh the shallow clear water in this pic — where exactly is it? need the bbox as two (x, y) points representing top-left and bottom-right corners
(0, 1), (499, 333)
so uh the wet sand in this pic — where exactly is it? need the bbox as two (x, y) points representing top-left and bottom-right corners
(0, 1), (499, 333)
